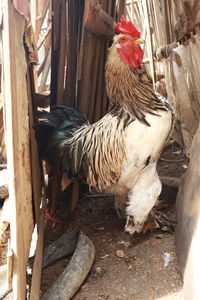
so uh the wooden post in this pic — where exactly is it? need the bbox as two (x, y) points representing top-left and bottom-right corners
(143, 0), (155, 86)
(2, 1), (33, 298)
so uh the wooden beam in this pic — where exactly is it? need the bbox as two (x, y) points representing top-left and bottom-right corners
(83, 0), (114, 38)
(2, 1), (33, 298)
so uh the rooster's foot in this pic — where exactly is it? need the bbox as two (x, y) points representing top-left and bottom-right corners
(125, 216), (144, 235)
(43, 208), (64, 228)
(125, 210), (175, 235)
(142, 214), (159, 233)
(152, 209), (176, 233)
(142, 210), (176, 234)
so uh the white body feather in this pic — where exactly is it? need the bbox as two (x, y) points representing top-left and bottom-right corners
(112, 99), (173, 234)
(122, 100), (172, 188)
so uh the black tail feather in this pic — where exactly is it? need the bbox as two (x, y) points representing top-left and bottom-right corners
(33, 105), (89, 168)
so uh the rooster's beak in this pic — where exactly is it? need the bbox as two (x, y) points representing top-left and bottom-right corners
(134, 38), (144, 45)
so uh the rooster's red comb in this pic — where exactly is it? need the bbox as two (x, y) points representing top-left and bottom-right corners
(115, 16), (141, 39)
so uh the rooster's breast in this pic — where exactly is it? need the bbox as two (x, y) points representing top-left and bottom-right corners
(120, 108), (173, 189)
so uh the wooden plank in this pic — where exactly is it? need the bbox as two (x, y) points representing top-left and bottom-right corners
(143, 0), (155, 86)
(7, 239), (13, 290)
(0, 106), (6, 160)
(50, 0), (61, 106)
(56, 0), (67, 104)
(77, 31), (96, 119)
(2, 1), (33, 298)
(93, 39), (104, 120)
(175, 124), (200, 299)
(152, 0), (166, 46)
(27, 68), (42, 226)
(39, 49), (51, 93)
(30, 0), (50, 42)
(76, 0), (115, 122)
(64, 0), (84, 108)
(30, 210), (45, 300)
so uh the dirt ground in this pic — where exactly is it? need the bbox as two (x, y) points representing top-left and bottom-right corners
(0, 142), (188, 299)
(39, 142), (188, 300)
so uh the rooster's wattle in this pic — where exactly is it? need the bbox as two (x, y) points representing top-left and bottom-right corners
(34, 16), (175, 234)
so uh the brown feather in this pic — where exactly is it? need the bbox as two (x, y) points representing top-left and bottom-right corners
(61, 107), (135, 192)
(105, 35), (168, 125)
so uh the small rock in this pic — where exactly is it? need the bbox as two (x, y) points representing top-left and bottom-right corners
(95, 227), (105, 231)
(163, 252), (173, 267)
(117, 240), (131, 248)
(0, 170), (9, 199)
(116, 249), (125, 258)
(124, 256), (131, 263)
(174, 150), (182, 155)
(128, 264), (133, 270)
(123, 242), (131, 248)
(0, 185), (8, 199)
(182, 164), (188, 169)
(155, 234), (163, 239)
(89, 267), (106, 281)
(81, 284), (87, 290)
(96, 267), (102, 274)
(100, 254), (109, 259)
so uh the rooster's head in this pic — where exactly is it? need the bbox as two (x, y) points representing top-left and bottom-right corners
(114, 16), (144, 68)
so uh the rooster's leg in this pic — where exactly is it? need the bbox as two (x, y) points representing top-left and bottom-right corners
(49, 169), (62, 214)
(125, 163), (161, 235)
(45, 166), (63, 228)
(114, 194), (127, 218)
(43, 208), (64, 228)
(70, 179), (80, 214)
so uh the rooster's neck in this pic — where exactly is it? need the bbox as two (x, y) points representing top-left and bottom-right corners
(105, 46), (167, 125)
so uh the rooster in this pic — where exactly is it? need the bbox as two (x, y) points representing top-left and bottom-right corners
(34, 16), (175, 234)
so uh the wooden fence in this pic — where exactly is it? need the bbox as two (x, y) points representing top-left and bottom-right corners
(0, 0), (126, 298)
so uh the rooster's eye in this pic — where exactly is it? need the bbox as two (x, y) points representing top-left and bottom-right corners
(121, 37), (127, 43)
